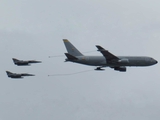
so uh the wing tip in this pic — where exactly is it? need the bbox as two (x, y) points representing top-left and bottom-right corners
(96, 45), (106, 51)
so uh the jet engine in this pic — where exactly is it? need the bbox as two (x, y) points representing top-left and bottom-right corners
(114, 66), (126, 72)
(118, 59), (129, 64)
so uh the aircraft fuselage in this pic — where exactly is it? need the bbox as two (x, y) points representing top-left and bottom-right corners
(69, 56), (157, 67)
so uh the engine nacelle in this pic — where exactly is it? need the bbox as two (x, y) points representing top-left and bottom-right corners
(114, 66), (126, 72)
(118, 59), (129, 64)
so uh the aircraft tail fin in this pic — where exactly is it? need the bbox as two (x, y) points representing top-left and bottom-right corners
(6, 71), (12, 76)
(63, 39), (83, 56)
(12, 58), (19, 64)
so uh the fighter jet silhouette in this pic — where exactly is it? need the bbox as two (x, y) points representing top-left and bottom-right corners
(6, 71), (35, 78)
(12, 58), (41, 66)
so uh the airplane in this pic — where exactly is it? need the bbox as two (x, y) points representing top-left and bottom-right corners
(6, 71), (35, 78)
(12, 58), (41, 66)
(63, 39), (158, 72)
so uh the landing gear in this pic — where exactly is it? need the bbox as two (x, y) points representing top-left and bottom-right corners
(95, 67), (105, 71)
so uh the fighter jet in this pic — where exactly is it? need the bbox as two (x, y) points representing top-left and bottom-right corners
(6, 71), (35, 78)
(63, 39), (158, 72)
(12, 58), (41, 66)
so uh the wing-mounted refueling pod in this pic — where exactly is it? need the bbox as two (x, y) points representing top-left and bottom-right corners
(95, 67), (105, 71)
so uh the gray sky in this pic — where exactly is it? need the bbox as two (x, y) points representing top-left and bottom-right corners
(0, 0), (160, 120)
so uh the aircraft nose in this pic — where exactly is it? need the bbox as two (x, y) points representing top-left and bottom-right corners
(153, 60), (158, 64)
(155, 60), (158, 64)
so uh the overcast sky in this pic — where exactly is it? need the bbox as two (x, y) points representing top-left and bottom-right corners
(0, 0), (160, 120)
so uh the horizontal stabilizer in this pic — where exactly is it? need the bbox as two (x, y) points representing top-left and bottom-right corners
(65, 53), (78, 61)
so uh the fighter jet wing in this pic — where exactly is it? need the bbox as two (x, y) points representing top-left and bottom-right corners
(96, 45), (120, 62)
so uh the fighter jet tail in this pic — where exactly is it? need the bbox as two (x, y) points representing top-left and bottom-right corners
(12, 58), (19, 64)
(6, 71), (13, 77)
(63, 39), (83, 56)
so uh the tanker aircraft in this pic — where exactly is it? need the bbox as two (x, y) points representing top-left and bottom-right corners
(63, 39), (158, 72)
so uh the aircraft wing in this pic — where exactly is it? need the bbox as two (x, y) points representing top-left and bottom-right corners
(96, 45), (120, 62)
